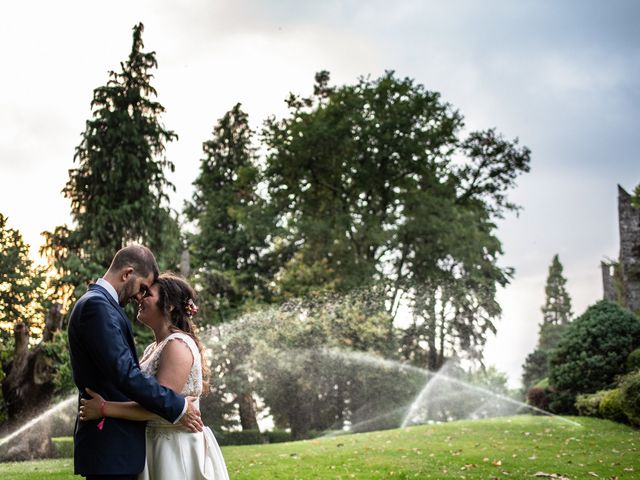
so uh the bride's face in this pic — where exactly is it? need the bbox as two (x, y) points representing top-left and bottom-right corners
(137, 283), (163, 327)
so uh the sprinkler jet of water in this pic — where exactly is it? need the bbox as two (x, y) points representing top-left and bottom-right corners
(0, 394), (77, 448)
(401, 368), (583, 428)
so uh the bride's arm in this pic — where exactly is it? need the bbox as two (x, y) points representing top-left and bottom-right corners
(80, 339), (195, 422)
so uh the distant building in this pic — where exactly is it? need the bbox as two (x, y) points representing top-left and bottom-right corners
(601, 186), (640, 313)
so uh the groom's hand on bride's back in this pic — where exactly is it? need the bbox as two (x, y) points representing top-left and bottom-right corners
(180, 396), (204, 432)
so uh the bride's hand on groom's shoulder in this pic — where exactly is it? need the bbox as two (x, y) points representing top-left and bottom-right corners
(179, 396), (204, 433)
(79, 387), (104, 421)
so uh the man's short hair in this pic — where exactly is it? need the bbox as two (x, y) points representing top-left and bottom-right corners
(108, 244), (159, 280)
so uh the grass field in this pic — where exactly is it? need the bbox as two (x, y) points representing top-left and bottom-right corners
(0, 415), (637, 479)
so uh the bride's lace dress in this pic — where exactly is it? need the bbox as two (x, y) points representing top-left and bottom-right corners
(137, 332), (229, 480)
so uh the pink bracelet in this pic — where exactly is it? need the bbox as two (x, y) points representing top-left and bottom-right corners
(97, 400), (106, 430)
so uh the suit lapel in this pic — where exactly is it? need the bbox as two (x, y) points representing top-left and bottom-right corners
(88, 284), (139, 363)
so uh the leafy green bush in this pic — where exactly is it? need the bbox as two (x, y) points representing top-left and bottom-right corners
(627, 348), (640, 372)
(51, 437), (73, 458)
(0, 335), (14, 424)
(599, 389), (627, 423)
(619, 370), (640, 426)
(575, 390), (608, 417)
(40, 330), (74, 394)
(549, 300), (640, 413)
(534, 377), (549, 389)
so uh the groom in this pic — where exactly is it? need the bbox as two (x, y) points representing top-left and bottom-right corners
(67, 244), (203, 479)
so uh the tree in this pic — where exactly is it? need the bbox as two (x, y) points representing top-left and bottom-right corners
(0, 214), (64, 447)
(184, 103), (278, 322)
(548, 299), (640, 413)
(521, 255), (573, 391)
(0, 214), (45, 335)
(43, 22), (181, 299)
(184, 104), (282, 431)
(1, 213), (46, 424)
(539, 254), (572, 345)
(263, 71), (530, 370)
(521, 349), (549, 392)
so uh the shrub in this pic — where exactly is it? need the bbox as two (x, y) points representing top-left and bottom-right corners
(534, 377), (549, 389)
(264, 430), (293, 444)
(575, 390), (608, 417)
(627, 348), (640, 372)
(548, 390), (576, 414)
(619, 370), (640, 426)
(51, 436), (73, 458)
(218, 429), (264, 446)
(549, 300), (640, 413)
(526, 387), (550, 411)
(521, 349), (549, 390)
(599, 389), (627, 423)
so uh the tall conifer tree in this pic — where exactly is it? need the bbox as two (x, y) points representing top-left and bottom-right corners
(541, 254), (572, 326)
(185, 103), (276, 320)
(538, 254), (573, 350)
(44, 23), (180, 298)
(521, 254), (573, 390)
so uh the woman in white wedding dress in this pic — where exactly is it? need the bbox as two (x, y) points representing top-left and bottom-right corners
(80, 273), (229, 480)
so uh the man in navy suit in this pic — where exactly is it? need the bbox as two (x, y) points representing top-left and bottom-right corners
(68, 244), (203, 479)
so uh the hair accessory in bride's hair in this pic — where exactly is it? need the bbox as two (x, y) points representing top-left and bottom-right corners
(185, 298), (199, 317)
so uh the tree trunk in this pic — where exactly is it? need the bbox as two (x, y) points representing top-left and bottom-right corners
(237, 391), (259, 431)
(180, 248), (191, 278)
(1, 303), (62, 451)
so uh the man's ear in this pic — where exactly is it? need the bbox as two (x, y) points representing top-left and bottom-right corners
(121, 267), (135, 282)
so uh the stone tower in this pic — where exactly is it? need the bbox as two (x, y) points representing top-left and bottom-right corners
(602, 186), (640, 313)
(618, 186), (640, 313)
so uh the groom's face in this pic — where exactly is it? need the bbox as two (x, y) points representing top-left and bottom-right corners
(119, 271), (154, 307)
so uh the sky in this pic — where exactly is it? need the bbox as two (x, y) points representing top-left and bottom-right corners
(1, 0), (639, 387)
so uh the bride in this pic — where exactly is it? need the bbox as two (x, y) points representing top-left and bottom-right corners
(80, 272), (229, 480)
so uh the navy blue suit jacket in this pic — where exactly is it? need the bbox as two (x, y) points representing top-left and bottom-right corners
(68, 283), (185, 476)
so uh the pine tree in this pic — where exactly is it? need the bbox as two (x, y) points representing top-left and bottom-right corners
(65, 22), (178, 267)
(541, 254), (572, 326)
(184, 103), (276, 321)
(521, 254), (573, 390)
(538, 254), (573, 350)
(43, 23), (180, 298)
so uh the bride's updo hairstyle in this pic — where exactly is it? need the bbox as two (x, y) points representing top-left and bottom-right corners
(155, 272), (210, 395)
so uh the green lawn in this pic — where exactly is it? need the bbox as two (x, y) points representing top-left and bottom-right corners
(1, 415), (638, 479)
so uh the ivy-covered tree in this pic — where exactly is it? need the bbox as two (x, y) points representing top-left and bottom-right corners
(43, 22), (181, 300)
(263, 71), (530, 370)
